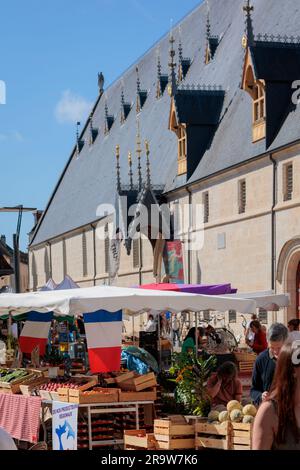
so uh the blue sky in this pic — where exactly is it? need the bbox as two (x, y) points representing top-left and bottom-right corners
(0, 0), (201, 250)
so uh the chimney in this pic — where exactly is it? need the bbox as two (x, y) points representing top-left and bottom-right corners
(34, 211), (43, 226)
(1, 235), (6, 245)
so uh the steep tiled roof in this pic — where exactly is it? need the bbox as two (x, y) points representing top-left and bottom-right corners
(31, 0), (300, 246)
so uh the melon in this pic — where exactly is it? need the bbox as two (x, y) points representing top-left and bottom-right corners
(230, 409), (243, 423)
(208, 410), (220, 422)
(218, 411), (229, 423)
(242, 404), (257, 417)
(227, 400), (242, 413)
(243, 415), (254, 424)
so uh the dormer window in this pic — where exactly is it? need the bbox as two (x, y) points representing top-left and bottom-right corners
(242, 56), (266, 142)
(177, 125), (187, 175)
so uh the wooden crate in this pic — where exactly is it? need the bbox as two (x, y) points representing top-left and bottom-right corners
(119, 373), (157, 392)
(195, 421), (231, 450)
(230, 423), (252, 450)
(115, 371), (136, 384)
(238, 361), (255, 373)
(124, 430), (157, 450)
(19, 377), (49, 396)
(154, 417), (195, 450)
(69, 387), (119, 404)
(0, 370), (39, 394)
(118, 387), (157, 402)
(234, 351), (256, 362)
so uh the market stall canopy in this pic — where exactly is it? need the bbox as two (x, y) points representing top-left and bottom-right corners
(223, 291), (290, 310)
(0, 285), (257, 317)
(139, 283), (237, 294)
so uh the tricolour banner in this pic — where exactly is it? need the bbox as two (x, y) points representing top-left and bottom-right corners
(19, 311), (53, 355)
(83, 310), (122, 373)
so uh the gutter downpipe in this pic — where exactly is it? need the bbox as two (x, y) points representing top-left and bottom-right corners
(91, 224), (96, 286)
(185, 186), (192, 285)
(270, 154), (277, 293)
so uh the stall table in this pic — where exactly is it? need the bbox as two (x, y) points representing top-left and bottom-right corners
(41, 400), (154, 450)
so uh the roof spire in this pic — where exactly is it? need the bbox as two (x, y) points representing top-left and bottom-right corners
(136, 118), (143, 192)
(128, 151), (133, 190)
(145, 140), (151, 188)
(115, 145), (121, 192)
(242, 0), (254, 48)
(168, 19), (177, 96)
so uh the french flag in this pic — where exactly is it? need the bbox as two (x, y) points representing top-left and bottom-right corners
(19, 312), (53, 356)
(83, 310), (122, 373)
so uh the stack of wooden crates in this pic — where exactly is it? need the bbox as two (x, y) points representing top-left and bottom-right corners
(195, 420), (253, 450)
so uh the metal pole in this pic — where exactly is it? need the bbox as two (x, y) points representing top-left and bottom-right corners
(13, 234), (21, 293)
(158, 313), (162, 370)
(195, 312), (198, 356)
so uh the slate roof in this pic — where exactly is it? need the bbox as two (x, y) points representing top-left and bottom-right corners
(31, 0), (300, 247)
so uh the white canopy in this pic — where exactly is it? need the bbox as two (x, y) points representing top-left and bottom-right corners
(0, 285), (257, 317)
(223, 291), (290, 310)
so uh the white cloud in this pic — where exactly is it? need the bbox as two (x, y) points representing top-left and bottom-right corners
(0, 131), (24, 142)
(55, 90), (93, 124)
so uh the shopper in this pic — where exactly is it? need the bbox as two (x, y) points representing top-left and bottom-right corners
(252, 341), (300, 450)
(144, 314), (157, 333)
(247, 320), (268, 354)
(251, 323), (288, 406)
(172, 313), (180, 346)
(0, 427), (17, 450)
(245, 314), (258, 345)
(182, 327), (205, 354)
(207, 361), (242, 407)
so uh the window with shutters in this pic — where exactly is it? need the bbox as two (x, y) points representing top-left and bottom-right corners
(203, 192), (209, 224)
(238, 179), (246, 214)
(283, 163), (293, 201)
(177, 125), (187, 175)
(104, 224), (110, 274)
(82, 231), (88, 277)
(242, 59), (266, 143)
(258, 308), (268, 325)
(228, 310), (237, 323)
(133, 238), (140, 269)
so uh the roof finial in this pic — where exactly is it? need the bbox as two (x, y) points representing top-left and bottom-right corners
(115, 145), (121, 192)
(136, 118), (143, 192)
(76, 121), (80, 143)
(242, 0), (254, 48)
(206, 1), (211, 42)
(145, 140), (151, 188)
(98, 72), (104, 95)
(128, 151), (133, 190)
(157, 47), (162, 81)
(136, 66), (141, 94)
(178, 26), (183, 66)
(168, 19), (177, 96)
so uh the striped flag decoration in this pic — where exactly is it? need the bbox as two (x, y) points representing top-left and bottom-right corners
(19, 312), (53, 356)
(83, 310), (122, 373)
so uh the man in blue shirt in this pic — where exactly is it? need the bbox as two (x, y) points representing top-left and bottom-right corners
(250, 323), (288, 406)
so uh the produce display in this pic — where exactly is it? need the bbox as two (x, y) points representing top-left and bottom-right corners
(0, 369), (31, 383)
(38, 377), (94, 392)
(208, 400), (258, 425)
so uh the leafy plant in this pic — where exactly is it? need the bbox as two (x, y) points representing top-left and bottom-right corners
(169, 352), (217, 416)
